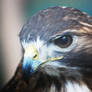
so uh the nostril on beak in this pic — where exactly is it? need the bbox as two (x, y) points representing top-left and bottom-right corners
(33, 54), (38, 60)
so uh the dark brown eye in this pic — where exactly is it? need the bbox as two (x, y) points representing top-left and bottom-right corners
(54, 35), (73, 48)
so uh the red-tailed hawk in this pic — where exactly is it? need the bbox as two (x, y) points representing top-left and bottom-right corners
(1, 6), (92, 92)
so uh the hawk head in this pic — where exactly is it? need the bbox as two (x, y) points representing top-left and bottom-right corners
(19, 6), (92, 92)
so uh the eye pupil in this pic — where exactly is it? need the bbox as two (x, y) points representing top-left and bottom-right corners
(54, 35), (73, 48)
(61, 36), (68, 45)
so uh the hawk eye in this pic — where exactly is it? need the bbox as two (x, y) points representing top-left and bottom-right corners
(54, 35), (73, 48)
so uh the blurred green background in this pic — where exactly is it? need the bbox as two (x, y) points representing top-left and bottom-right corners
(0, 0), (92, 89)
(24, 0), (92, 20)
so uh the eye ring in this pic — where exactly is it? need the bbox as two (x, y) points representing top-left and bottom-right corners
(53, 35), (73, 48)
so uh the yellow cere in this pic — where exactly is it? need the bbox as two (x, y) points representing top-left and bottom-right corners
(25, 45), (38, 60)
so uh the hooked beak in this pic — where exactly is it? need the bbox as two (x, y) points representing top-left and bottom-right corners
(22, 45), (64, 77)
(22, 45), (41, 75)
